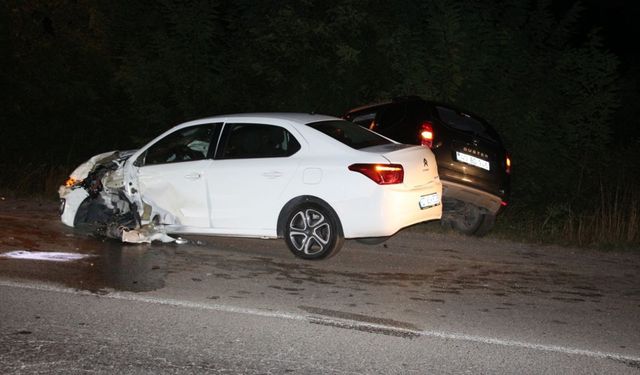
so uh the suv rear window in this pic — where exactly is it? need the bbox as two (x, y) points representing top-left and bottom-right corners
(436, 106), (499, 142)
(308, 120), (391, 149)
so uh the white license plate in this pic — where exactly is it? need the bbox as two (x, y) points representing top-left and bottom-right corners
(456, 151), (490, 171)
(419, 193), (440, 209)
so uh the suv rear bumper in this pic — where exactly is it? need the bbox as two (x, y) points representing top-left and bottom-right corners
(442, 180), (503, 215)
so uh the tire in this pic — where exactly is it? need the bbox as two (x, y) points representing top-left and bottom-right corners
(450, 204), (495, 237)
(473, 213), (496, 237)
(450, 203), (482, 235)
(73, 197), (112, 226)
(284, 203), (344, 260)
(74, 197), (136, 239)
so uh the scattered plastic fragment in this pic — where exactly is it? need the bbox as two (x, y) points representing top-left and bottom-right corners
(121, 227), (175, 244)
(175, 237), (189, 245)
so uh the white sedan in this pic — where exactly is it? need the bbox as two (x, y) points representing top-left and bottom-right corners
(59, 113), (442, 259)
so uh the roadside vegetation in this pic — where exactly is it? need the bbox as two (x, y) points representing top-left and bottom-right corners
(493, 186), (640, 249)
(1, 0), (638, 249)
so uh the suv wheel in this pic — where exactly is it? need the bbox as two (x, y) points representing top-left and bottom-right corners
(474, 213), (496, 237)
(447, 203), (495, 237)
(284, 204), (344, 259)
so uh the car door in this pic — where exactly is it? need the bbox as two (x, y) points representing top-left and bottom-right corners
(130, 123), (220, 228)
(208, 122), (302, 232)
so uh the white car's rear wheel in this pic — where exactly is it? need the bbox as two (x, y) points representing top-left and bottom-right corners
(284, 204), (343, 259)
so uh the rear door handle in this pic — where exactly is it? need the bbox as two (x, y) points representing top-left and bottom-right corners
(185, 172), (201, 180)
(262, 171), (283, 179)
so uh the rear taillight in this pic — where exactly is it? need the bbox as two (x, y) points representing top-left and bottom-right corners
(348, 164), (404, 185)
(420, 122), (434, 148)
(505, 154), (512, 174)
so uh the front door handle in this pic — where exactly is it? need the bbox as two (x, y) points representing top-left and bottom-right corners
(185, 172), (201, 180)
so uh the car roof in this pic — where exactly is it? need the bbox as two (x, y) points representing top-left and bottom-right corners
(181, 112), (339, 127)
(149, 112), (376, 156)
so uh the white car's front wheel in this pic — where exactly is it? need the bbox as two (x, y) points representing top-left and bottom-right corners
(284, 204), (343, 260)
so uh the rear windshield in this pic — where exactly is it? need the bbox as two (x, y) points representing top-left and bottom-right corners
(308, 120), (391, 149)
(436, 106), (500, 143)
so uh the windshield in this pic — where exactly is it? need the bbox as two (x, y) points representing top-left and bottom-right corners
(308, 120), (391, 150)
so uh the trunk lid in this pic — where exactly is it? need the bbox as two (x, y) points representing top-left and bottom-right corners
(363, 144), (439, 188)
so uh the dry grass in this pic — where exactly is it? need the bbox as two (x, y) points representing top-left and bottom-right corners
(495, 184), (640, 249)
(565, 185), (640, 247)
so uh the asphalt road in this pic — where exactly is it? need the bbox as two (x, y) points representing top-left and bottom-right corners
(1, 198), (639, 374)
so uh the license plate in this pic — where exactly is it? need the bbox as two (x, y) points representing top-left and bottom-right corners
(456, 151), (490, 171)
(419, 193), (440, 209)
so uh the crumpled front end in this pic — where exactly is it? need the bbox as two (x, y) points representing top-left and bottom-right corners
(58, 150), (176, 244)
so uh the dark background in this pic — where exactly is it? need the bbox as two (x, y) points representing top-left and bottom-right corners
(1, 0), (638, 245)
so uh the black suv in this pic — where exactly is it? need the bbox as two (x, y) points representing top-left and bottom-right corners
(343, 96), (510, 236)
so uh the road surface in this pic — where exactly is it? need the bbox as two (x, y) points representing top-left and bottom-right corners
(1, 198), (639, 374)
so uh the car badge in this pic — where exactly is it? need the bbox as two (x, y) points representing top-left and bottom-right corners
(423, 158), (429, 167)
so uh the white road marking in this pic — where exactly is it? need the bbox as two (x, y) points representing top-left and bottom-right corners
(1, 279), (639, 364)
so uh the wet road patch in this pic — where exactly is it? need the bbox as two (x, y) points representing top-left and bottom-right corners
(0, 246), (168, 293)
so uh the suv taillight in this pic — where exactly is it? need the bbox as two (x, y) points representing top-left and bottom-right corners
(505, 154), (512, 174)
(420, 122), (434, 148)
(348, 164), (404, 185)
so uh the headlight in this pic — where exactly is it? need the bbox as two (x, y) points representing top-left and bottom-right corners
(64, 177), (80, 187)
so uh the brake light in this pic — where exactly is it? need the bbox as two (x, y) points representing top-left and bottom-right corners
(348, 164), (404, 185)
(505, 154), (512, 174)
(420, 122), (434, 148)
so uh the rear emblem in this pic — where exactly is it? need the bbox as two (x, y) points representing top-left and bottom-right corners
(423, 158), (429, 167)
(462, 146), (488, 159)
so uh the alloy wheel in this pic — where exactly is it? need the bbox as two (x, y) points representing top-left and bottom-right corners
(288, 208), (332, 255)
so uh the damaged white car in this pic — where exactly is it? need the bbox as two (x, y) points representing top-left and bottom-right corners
(59, 113), (442, 259)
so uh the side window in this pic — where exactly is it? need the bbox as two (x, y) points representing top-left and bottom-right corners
(217, 123), (301, 159)
(139, 124), (218, 166)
